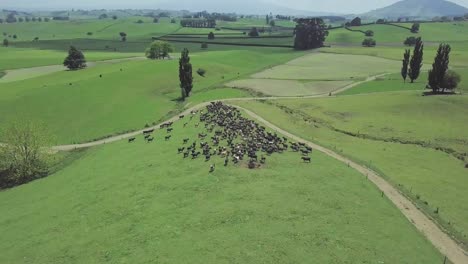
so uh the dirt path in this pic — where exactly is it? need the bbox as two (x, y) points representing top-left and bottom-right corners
(0, 56), (146, 83)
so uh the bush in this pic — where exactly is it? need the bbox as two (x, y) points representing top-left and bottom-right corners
(376, 19), (386, 24)
(136, 19), (144, 24)
(364, 30), (374, 37)
(153, 17), (159, 23)
(248, 27), (259, 37)
(350, 17), (361, 26)
(208, 32), (215, 40)
(87, 32), (93, 36)
(201, 42), (208, 49)
(362, 38), (376, 47)
(411, 23), (420, 33)
(441, 70), (461, 92)
(112, 15), (118, 20)
(171, 18), (176, 23)
(215, 27), (221, 31)
(12, 34), (17, 39)
(404, 36), (417, 46)
(197, 68), (206, 76)
(3, 39), (8, 47)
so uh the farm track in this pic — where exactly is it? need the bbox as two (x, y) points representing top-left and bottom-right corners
(0, 56), (146, 83)
(3, 58), (466, 262)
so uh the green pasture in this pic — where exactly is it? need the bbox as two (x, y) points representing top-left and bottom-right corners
(251, 53), (403, 80)
(234, 93), (468, 246)
(226, 79), (352, 96)
(0, 49), (304, 144)
(0, 47), (140, 70)
(0, 111), (443, 263)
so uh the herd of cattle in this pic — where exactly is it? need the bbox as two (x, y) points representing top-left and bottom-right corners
(129, 102), (314, 172)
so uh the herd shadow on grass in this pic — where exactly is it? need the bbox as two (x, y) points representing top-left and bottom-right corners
(128, 102), (314, 172)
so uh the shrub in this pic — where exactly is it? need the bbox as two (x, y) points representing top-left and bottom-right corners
(197, 68), (206, 76)
(208, 32), (215, 39)
(12, 34), (17, 39)
(441, 70), (461, 92)
(171, 18), (176, 23)
(404, 36), (417, 46)
(376, 19), (386, 24)
(411, 23), (420, 33)
(215, 27), (221, 31)
(3, 39), (8, 47)
(248, 27), (259, 37)
(87, 32), (93, 36)
(362, 38), (376, 47)
(33, 37), (39, 41)
(136, 19), (144, 24)
(201, 43), (208, 49)
(112, 15), (118, 20)
(364, 30), (374, 37)
(44, 17), (50, 22)
(153, 17), (159, 23)
(350, 17), (361, 26)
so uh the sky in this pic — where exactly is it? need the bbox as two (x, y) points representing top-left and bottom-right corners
(2, 0), (468, 14)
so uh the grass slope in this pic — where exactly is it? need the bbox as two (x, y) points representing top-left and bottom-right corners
(0, 112), (443, 263)
(234, 93), (468, 246)
(0, 49), (304, 144)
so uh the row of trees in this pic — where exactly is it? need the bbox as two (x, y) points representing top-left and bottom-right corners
(401, 38), (460, 93)
(180, 19), (216, 28)
(0, 14), (51, 23)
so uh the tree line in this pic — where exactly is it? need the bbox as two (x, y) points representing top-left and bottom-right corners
(180, 19), (216, 28)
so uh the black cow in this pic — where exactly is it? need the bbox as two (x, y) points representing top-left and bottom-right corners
(302, 157), (311, 163)
(128, 137), (136, 143)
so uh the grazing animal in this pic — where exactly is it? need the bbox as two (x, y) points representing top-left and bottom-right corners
(167, 128), (173, 133)
(128, 137), (136, 143)
(183, 152), (189, 158)
(209, 164), (215, 173)
(178, 147), (185, 153)
(165, 135), (172, 141)
(224, 158), (229, 166)
(147, 137), (154, 143)
(179, 115), (185, 119)
(302, 157), (311, 163)
(143, 129), (154, 134)
(183, 138), (189, 144)
(144, 134), (151, 139)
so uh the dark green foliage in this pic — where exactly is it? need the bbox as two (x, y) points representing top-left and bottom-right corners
(266, 15), (269, 25)
(401, 49), (411, 83)
(18, 17), (24, 22)
(3, 39), (8, 47)
(6, 13), (17, 23)
(442, 70), (461, 91)
(362, 38), (376, 47)
(153, 17), (159, 23)
(145, 41), (173, 59)
(248, 27), (260, 37)
(112, 15), (118, 20)
(197, 68), (206, 76)
(171, 18), (176, 23)
(44, 17), (50, 22)
(179, 49), (193, 100)
(350, 17), (362, 26)
(404, 36), (417, 46)
(87, 32), (93, 36)
(376, 19), (386, 24)
(411, 23), (420, 33)
(12, 34), (17, 39)
(269, 20), (276, 27)
(38, 17), (42, 22)
(119, 32), (127, 42)
(99, 14), (108, 19)
(32, 17), (37, 22)
(428, 44), (453, 93)
(201, 42), (208, 49)
(0, 19), (3, 23)
(294, 18), (329, 50)
(408, 37), (424, 83)
(365, 30), (374, 37)
(208, 32), (215, 40)
(63, 46), (87, 70)
(137, 19), (144, 24)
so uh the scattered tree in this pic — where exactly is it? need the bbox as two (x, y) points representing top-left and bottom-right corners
(12, 34), (17, 39)
(18, 17), (24, 22)
(33, 37), (39, 41)
(401, 49), (410, 82)
(153, 17), (159, 23)
(0, 19), (3, 24)
(112, 15), (118, 20)
(99, 14), (108, 19)
(25, 17), (31, 22)
(442, 70), (461, 92)
(269, 20), (276, 27)
(32, 17), (37, 22)
(404, 36), (417, 46)
(171, 18), (176, 23)
(197, 68), (206, 77)
(145, 40), (174, 59)
(208, 32), (215, 40)
(365, 30), (374, 37)
(362, 38), (376, 47)
(201, 42), (208, 49)
(38, 17), (42, 22)
(119, 32), (127, 42)
(0, 121), (51, 189)
(266, 15), (270, 25)
(350, 17), (362, 26)
(63, 46), (87, 70)
(3, 39), (9, 47)
(411, 23), (420, 33)
(294, 18), (329, 50)
(179, 49), (193, 100)
(408, 37), (424, 83)
(6, 13), (17, 23)
(136, 19), (144, 24)
(87, 32), (93, 36)
(248, 27), (260, 37)
(428, 44), (453, 93)
(376, 18), (386, 24)
(44, 17), (50, 22)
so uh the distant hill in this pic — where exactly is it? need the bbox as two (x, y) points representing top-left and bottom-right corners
(362, 0), (468, 19)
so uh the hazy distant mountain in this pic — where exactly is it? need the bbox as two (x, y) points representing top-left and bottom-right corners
(362, 0), (468, 19)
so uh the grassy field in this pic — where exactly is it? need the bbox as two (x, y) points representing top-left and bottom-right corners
(0, 111), (443, 263)
(234, 93), (468, 247)
(251, 53), (404, 80)
(0, 49), (305, 144)
(226, 79), (352, 96)
(0, 47), (141, 70)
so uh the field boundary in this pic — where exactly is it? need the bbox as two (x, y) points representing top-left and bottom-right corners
(154, 37), (294, 48)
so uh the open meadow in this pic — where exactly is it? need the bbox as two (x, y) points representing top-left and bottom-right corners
(1, 8), (468, 264)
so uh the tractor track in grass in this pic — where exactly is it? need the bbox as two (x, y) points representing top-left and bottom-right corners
(3, 66), (467, 262)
